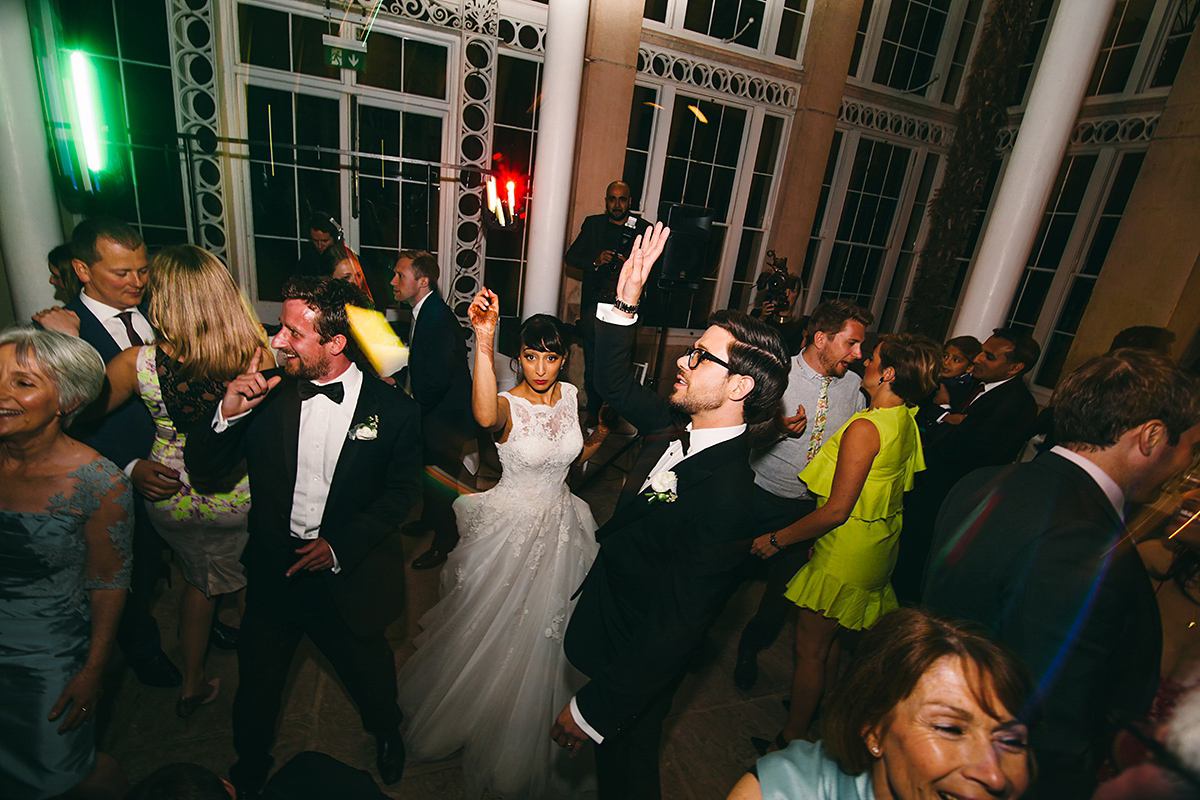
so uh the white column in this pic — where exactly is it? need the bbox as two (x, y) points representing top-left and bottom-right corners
(521, 0), (590, 318)
(0, 1), (63, 320)
(951, 0), (1117, 338)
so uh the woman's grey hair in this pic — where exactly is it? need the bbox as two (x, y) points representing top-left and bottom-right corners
(0, 327), (105, 427)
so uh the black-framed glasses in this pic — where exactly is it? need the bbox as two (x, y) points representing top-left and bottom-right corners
(683, 346), (731, 371)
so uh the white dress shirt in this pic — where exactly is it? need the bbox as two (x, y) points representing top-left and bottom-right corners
(214, 364), (364, 572)
(78, 291), (155, 348)
(407, 290), (431, 342)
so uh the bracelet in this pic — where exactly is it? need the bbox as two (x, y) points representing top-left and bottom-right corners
(770, 531), (785, 550)
(613, 298), (639, 314)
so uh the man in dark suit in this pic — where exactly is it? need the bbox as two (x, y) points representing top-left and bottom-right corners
(389, 250), (474, 570)
(551, 224), (790, 800)
(33, 216), (182, 687)
(891, 328), (1041, 603)
(185, 277), (422, 794)
(564, 180), (652, 425)
(923, 349), (1200, 799)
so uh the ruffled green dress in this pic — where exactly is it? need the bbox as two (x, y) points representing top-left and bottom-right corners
(783, 404), (924, 630)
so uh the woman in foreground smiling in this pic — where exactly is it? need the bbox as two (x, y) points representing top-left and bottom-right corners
(728, 608), (1034, 800)
(0, 329), (130, 799)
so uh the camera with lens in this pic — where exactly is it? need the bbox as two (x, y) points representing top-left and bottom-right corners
(755, 251), (795, 324)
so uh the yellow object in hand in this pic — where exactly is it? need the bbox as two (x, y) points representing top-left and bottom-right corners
(345, 304), (410, 377)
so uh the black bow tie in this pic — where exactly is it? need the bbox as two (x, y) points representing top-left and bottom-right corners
(672, 429), (691, 455)
(297, 380), (344, 404)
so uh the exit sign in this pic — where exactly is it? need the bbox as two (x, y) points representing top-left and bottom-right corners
(322, 34), (366, 71)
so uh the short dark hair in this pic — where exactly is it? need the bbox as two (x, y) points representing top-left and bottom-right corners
(1054, 348), (1200, 449)
(707, 309), (789, 424)
(990, 327), (1041, 375)
(806, 299), (874, 340)
(307, 211), (342, 239)
(398, 249), (440, 286)
(1109, 325), (1174, 354)
(70, 216), (143, 265)
(944, 335), (982, 362)
(281, 275), (370, 345)
(125, 762), (228, 800)
(876, 333), (941, 405)
(823, 608), (1034, 776)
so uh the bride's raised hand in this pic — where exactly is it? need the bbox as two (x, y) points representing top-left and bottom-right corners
(615, 222), (670, 311)
(468, 288), (500, 338)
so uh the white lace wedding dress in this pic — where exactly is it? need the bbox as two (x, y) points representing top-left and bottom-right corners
(398, 382), (599, 799)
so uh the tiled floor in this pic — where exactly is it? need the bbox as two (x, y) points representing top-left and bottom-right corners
(99, 435), (794, 798)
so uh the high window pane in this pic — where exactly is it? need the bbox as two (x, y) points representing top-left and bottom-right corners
(871, 0), (952, 93)
(652, 94), (747, 329)
(246, 86), (341, 300)
(879, 152), (939, 332)
(1004, 154), (1099, 342)
(1035, 152), (1145, 387)
(1152, 0), (1199, 87)
(623, 85), (660, 211)
(821, 137), (912, 309)
(776, 0), (810, 59)
(730, 114), (785, 312)
(683, 0), (767, 48)
(1087, 0), (1156, 96)
(803, 131), (843, 285)
(1011, 0), (1055, 105)
(940, 0), (984, 104)
(238, 4), (289, 71)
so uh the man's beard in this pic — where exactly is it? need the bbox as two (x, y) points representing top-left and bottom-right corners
(608, 208), (628, 223)
(817, 348), (849, 378)
(282, 350), (331, 381)
(668, 376), (724, 416)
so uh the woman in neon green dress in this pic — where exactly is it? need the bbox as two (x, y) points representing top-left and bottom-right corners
(750, 333), (940, 748)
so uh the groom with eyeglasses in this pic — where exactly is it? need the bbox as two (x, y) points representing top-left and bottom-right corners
(552, 223), (790, 800)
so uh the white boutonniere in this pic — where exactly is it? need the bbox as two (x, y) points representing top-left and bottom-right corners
(643, 470), (678, 504)
(348, 415), (379, 441)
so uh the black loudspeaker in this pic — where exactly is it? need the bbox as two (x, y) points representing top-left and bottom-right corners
(656, 203), (713, 292)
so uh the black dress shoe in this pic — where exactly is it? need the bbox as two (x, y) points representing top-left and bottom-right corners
(375, 731), (406, 785)
(411, 547), (447, 570)
(209, 619), (240, 651)
(128, 649), (182, 687)
(733, 643), (758, 691)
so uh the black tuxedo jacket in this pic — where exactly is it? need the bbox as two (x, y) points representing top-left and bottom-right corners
(184, 372), (423, 637)
(923, 452), (1160, 800)
(62, 296), (156, 469)
(922, 376), (1038, 477)
(564, 320), (755, 740)
(395, 292), (473, 448)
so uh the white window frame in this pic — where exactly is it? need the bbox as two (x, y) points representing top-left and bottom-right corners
(641, 0), (815, 69)
(219, 0), (458, 317)
(632, 78), (792, 328)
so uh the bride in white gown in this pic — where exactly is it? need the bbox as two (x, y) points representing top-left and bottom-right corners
(398, 287), (609, 799)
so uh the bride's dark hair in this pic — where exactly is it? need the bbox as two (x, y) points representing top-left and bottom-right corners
(519, 314), (570, 364)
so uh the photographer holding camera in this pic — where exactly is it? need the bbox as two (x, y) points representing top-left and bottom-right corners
(565, 181), (652, 426)
(752, 254), (806, 356)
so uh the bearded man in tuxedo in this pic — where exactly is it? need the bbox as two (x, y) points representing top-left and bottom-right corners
(185, 277), (422, 794)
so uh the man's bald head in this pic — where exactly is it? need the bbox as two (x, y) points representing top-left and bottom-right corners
(605, 181), (632, 223)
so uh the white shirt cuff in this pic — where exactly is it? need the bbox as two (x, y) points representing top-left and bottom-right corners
(330, 545), (341, 574)
(570, 696), (604, 744)
(212, 404), (252, 433)
(595, 303), (637, 326)
(124, 460), (140, 477)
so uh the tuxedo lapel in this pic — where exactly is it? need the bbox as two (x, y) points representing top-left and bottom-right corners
(279, 380), (302, 493)
(620, 433), (674, 507)
(326, 383), (380, 508)
(603, 434), (742, 534)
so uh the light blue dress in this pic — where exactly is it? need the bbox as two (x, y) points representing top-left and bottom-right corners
(755, 740), (873, 800)
(0, 459), (132, 799)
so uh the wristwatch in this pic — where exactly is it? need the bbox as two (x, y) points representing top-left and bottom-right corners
(612, 298), (639, 314)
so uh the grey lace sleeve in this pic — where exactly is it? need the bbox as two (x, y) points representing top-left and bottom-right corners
(79, 459), (134, 591)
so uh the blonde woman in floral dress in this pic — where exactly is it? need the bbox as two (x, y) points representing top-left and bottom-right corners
(97, 245), (269, 716)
